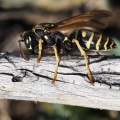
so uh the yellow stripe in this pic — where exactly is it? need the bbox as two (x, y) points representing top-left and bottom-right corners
(28, 36), (32, 50)
(96, 34), (102, 51)
(29, 36), (31, 41)
(110, 41), (114, 49)
(33, 28), (37, 35)
(63, 36), (68, 42)
(44, 35), (48, 40)
(28, 45), (32, 50)
(82, 31), (86, 37)
(104, 37), (109, 51)
(86, 31), (94, 49)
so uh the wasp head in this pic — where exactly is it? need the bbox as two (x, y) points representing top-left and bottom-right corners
(20, 30), (38, 52)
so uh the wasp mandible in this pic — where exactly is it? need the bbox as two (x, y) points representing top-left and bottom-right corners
(19, 10), (117, 85)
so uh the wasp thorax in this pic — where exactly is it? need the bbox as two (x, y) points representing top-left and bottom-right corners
(33, 28), (44, 40)
(53, 32), (64, 44)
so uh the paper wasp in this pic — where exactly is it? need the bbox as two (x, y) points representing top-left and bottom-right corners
(19, 10), (118, 85)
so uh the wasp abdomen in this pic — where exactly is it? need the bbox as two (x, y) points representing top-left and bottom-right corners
(69, 29), (118, 51)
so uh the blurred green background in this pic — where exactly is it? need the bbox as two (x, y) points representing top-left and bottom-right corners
(0, 0), (120, 120)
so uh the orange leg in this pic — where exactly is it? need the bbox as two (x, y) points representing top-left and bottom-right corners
(18, 40), (29, 61)
(37, 39), (43, 63)
(51, 45), (60, 84)
(72, 39), (94, 85)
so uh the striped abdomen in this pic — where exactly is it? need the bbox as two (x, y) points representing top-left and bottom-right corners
(69, 29), (118, 51)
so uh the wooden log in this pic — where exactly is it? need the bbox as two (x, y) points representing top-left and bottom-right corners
(0, 52), (120, 111)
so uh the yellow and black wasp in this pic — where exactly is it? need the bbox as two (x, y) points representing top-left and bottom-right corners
(19, 10), (118, 85)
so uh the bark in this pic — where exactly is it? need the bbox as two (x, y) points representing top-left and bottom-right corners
(0, 52), (120, 111)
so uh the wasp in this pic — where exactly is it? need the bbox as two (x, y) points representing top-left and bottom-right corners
(19, 10), (118, 85)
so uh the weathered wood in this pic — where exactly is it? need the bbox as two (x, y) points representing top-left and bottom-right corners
(0, 52), (120, 111)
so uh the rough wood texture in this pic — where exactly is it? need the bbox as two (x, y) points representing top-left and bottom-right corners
(0, 52), (120, 111)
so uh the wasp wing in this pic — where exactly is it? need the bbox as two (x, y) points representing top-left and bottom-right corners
(34, 10), (111, 33)
(56, 10), (111, 26)
(49, 20), (106, 33)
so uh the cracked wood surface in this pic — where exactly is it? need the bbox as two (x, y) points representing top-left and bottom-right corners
(0, 52), (120, 111)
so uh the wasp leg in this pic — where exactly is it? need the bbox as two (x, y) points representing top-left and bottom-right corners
(51, 45), (60, 84)
(72, 39), (94, 85)
(37, 39), (44, 63)
(18, 40), (29, 61)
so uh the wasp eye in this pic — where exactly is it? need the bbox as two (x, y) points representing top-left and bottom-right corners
(63, 41), (73, 50)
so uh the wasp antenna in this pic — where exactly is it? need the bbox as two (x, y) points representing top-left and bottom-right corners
(18, 40), (29, 61)
(51, 45), (60, 84)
